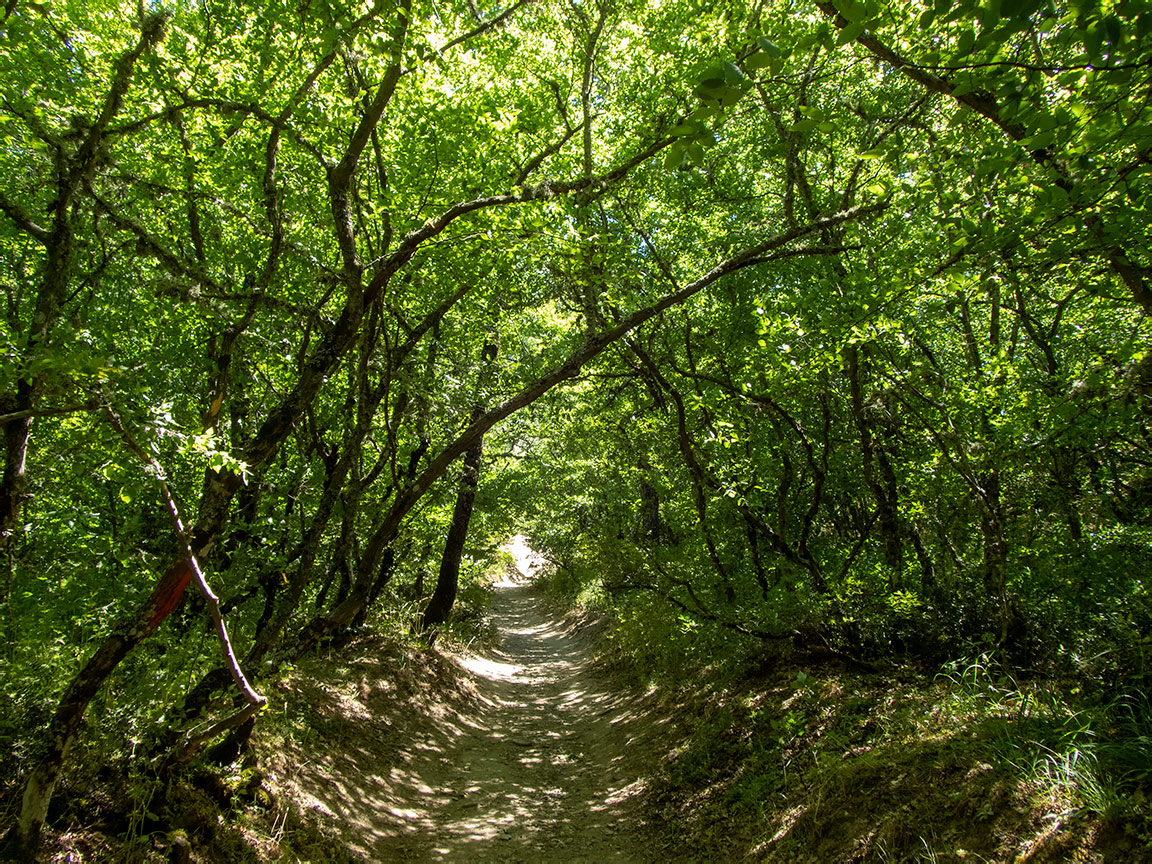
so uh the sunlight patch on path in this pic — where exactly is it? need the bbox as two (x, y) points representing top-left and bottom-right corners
(498, 533), (544, 585)
(454, 655), (524, 680)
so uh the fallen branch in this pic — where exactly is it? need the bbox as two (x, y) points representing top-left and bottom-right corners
(172, 701), (263, 763)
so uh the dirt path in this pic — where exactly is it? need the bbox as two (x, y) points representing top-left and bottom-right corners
(266, 542), (665, 862)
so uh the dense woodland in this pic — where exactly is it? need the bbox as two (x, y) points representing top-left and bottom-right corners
(1, 0), (1151, 858)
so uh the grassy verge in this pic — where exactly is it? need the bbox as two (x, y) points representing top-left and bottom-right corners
(627, 641), (1152, 862)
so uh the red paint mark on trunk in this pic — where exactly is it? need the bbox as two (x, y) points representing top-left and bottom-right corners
(146, 559), (194, 632)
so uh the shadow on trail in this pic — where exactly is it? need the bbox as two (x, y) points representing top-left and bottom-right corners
(264, 578), (669, 863)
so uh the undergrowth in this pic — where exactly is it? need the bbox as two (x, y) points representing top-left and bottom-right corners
(591, 599), (1152, 862)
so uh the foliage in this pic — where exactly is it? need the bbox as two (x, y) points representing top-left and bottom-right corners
(1, 0), (1151, 854)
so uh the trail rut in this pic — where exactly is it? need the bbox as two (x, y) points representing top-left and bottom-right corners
(264, 545), (667, 862)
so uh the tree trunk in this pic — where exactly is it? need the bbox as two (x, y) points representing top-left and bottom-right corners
(845, 344), (903, 584)
(421, 414), (485, 631)
(420, 331), (498, 633)
(978, 470), (1011, 649)
(351, 544), (397, 630)
(638, 475), (663, 544)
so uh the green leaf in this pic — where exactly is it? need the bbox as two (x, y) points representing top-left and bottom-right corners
(788, 117), (820, 132)
(745, 52), (774, 70)
(1020, 129), (1056, 151)
(671, 120), (702, 137)
(1139, 13), (1152, 41)
(1084, 21), (1103, 62)
(942, 2), (969, 23)
(1000, 0), (1042, 20)
(956, 28), (976, 55)
(722, 88), (747, 106)
(1103, 15), (1122, 48)
(837, 20), (867, 45)
(694, 76), (725, 95)
(690, 105), (718, 123)
(981, 0), (1002, 30)
(695, 130), (718, 148)
(758, 37), (782, 57)
(834, 0), (869, 22)
(722, 61), (747, 85)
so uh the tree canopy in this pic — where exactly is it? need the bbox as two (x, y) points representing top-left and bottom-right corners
(1, 0), (1150, 854)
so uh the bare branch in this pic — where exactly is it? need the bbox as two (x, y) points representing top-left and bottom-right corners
(434, 0), (537, 59)
(87, 186), (225, 294)
(0, 401), (101, 427)
(104, 407), (266, 714)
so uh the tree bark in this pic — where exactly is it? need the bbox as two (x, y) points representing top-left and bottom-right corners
(421, 332), (499, 631)
(421, 417), (485, 631)
(844, 344), (903, 584)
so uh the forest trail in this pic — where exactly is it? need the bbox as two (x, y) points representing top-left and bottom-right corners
(262, 539), (668, 862)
